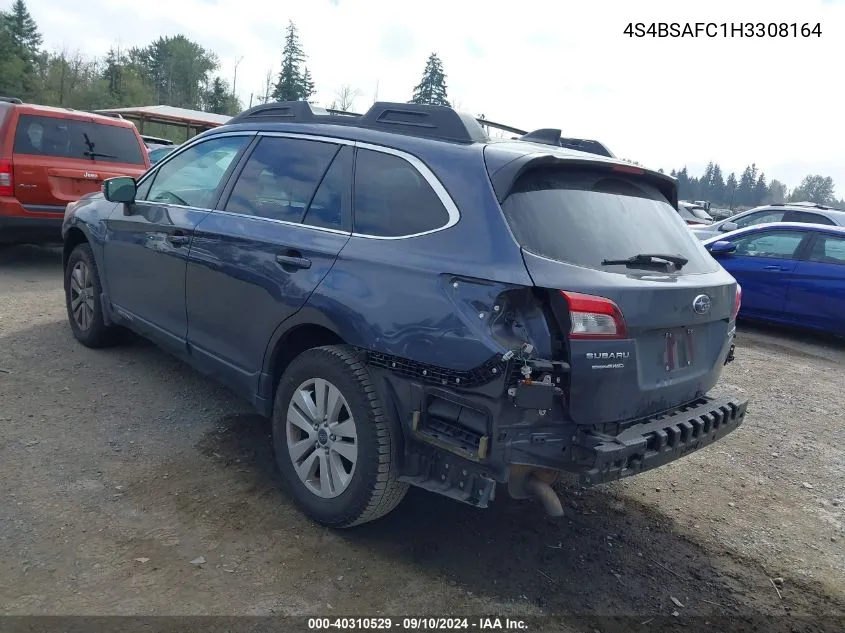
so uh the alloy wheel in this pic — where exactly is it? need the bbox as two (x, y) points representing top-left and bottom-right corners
(69, 261), (95, 332)
(286, 378), (358, 499)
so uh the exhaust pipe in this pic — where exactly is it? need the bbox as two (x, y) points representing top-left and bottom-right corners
(525, 475), (564, 517)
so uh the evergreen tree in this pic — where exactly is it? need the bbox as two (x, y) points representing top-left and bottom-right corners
(272, 20), (307, 102)
(0, 0), (41, 99)
(300, 66), (315, 101)
(710, 164), (726, 205)
(2, 0), (41, 59)
(699, 162), (714, 201)
(753, 172), (768, 206)
(0, 17), (27, 97)
(410, 53), (450, 107)
(102, 47), (123, 97)
(204, 76), (239, 114)
(725, 172), (738, 207)
(737, 165), (756, 206)
(675, 167), (692, 199)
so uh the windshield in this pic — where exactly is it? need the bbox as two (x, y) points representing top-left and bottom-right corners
(501, 167), (719, 274)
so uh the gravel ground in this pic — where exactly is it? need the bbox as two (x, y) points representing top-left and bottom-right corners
(1, 244), (844, 632)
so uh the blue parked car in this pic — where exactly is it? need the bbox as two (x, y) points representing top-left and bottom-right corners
(703, 222), (845, 336)
(61, 101), (747, 527)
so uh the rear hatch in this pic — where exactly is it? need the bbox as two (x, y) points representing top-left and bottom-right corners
(10, 113), (148, 214)
(494, 162), (739, 425)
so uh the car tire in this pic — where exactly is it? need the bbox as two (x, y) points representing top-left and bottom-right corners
(272, 345), (409, 528)
(64, 243), (121, 348)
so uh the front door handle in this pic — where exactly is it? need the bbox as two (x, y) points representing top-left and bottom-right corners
(276, 254), (311, 270)
(166, 233), (190, 247)
(763, 265), (786, 271)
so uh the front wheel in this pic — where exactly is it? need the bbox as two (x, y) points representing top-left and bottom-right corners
(272, 345), (409, 527)
(64, 243), (121, 348)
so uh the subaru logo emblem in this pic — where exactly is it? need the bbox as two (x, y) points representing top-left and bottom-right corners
(692, 294), (711, 315)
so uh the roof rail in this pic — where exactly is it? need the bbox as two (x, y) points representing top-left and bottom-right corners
(476, 117), (527, 137)
(90, 110), (124, 119)
(781, 201), (841, 210)
(0, 96), (23, 104)
(227, 100), (613, 155)
(228, 100), (489, 144)
(476, 117), (614, 158)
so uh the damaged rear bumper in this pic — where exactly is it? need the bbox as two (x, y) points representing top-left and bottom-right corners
(575, 395), (748, 485)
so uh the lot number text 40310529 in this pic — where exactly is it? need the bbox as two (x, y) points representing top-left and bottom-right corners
(623, 22), (822, 38)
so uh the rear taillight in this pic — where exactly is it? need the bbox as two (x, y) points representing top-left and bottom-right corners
(0, 159), (13, 197)
(561, 291), (628, 339)
(731, 284), (742, 321)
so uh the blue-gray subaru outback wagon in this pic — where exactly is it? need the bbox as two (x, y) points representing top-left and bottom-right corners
(61, 101), (747, 527)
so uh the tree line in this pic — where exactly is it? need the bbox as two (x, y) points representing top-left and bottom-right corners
(0, 2), (452, 114)
(663, 163), (842, 209)
(0, 0), (840, 206)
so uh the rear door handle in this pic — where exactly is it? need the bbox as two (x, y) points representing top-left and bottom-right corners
(276, 254), (312, 270)
(763, 265), (786, 271)
(166, 232), (190, 247)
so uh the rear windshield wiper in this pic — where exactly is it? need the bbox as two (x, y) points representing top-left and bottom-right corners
(601, 253), (689, 270)
(83, 151), (117, 160)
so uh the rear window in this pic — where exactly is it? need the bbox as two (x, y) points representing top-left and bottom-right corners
(687, 206), (713, 220)
(13, 114), (145, 165)
(501, 167), (719, 274)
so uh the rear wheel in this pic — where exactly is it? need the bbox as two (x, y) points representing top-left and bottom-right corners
(272, 345), (409, 527)
(64, 243), (121, 348)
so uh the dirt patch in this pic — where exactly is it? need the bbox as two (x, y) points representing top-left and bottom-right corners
(1, 245), (843, 632)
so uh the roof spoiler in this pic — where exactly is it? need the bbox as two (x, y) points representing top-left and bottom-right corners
(487, 153), (678, 208)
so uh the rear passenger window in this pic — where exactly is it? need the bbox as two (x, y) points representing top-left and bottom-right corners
(13, 114), (146, 165)
(782, 210), (836, 225)
(226, 137), (338, 223)
(353, 149), (450, 237)
(807, 235), (845, 264)
(303, 145), (352, 231)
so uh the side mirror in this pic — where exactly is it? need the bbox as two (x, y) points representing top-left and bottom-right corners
(707, 240), (737, 256)
(720, 221), (738, 232)
(103, 176), (136, 204)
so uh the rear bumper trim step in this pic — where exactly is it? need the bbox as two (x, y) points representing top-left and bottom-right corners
(578, 395), (748, 485)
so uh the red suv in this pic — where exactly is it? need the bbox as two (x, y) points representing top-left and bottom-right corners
(0, 98), (150, 245)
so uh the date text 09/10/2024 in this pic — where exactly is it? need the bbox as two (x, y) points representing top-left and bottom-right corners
(308, 618), (528, 630)
(624, 22), (822, 38)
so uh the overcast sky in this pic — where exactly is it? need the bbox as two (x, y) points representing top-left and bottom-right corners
(28, 0), (845, 195)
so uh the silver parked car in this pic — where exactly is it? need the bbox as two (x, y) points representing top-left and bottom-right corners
(691, 203), (845, 240)
(678, 200), (714, 225)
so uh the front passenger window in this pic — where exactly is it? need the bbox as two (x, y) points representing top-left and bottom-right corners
(732, 230), (807, 258)
(145, 136), (248, 208)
